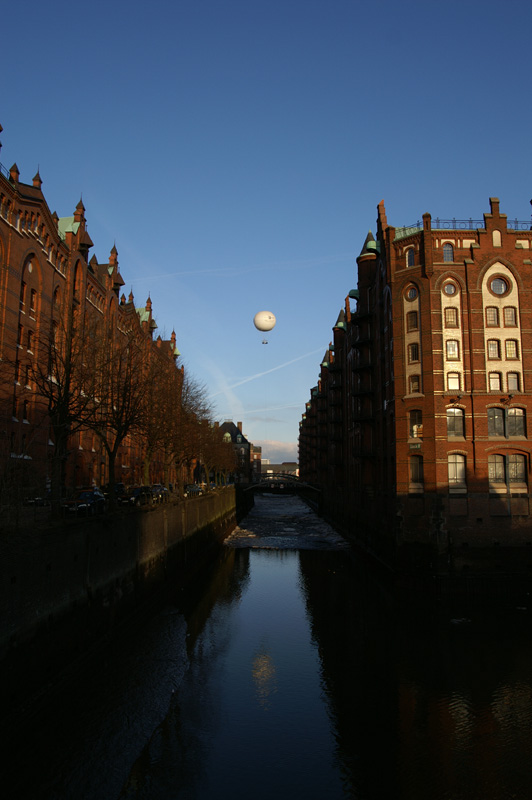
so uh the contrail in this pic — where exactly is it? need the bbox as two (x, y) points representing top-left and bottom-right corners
(128, 253), (353, 283)
(210, 348), (323, 397)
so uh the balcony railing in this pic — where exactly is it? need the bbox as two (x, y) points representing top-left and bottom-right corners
(396, 218), (532, 238)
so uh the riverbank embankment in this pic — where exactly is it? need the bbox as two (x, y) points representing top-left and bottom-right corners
(0, 487), (253, 719)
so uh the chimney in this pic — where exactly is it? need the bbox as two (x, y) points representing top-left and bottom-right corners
(237, 421), (243, 432)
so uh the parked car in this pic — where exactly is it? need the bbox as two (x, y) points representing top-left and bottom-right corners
(126, 486), (153, 506)
(102, 482), (126, 501)
(24, 491), (51, 507)
(151, 484), (169, 503)
(184, 484), (203, 497)
(62, 487), (106, 516)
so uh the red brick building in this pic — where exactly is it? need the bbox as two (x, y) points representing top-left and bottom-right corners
(0, 133), (183, 500)
(300, 198), (532, 575)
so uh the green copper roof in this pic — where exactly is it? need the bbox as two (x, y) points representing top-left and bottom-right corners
(394, 225), (422, 241)
(57, 216), (80, 241)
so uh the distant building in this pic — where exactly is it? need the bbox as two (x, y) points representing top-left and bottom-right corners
(300, 198), (532, 575)
(218, 420), (252, 483)
(262, 462), (299, 477)
(250, 444), (262, 483)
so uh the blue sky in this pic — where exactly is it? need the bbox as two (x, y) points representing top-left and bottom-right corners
(2, 0), (532, 462)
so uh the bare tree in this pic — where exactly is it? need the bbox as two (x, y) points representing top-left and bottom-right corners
(82, 326), (150, 505)
(28, 307), (96, 516)
(167, 373), (211, 495)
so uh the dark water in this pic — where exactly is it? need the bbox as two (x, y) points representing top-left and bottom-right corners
(5, 494), (532, 799)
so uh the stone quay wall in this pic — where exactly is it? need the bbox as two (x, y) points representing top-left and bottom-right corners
(0, 488), (250, 667)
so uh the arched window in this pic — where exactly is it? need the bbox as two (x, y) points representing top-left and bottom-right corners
(447, 408), (465, 437)
(410, 375), (421, 394)
(488, 454), (506, 484)
(507, 372), (520, 392)
(448, 454), (466, 486)
(446, 340), (460, 360)
(489, 372), (502, 392)
(406, 248), (415, 267)
(488, 407), (526, 437)
(444, 307), (458, 327)
(443, 243), (454, 262)
(508, 454), (526, 484)
(503, 307), (517, 327)
(486, 307), (499, 327)
(508, 408), (526, 436)
(487, 340), (501, 359)
(447, 372), (461, 391)
(408, 343), (420, 363)
(406, 310), (418, 331)
(488, 408), (505, 436)
(505, 340), (519, 359)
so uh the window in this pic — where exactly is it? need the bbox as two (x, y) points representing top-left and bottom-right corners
(406, 286), (418, 301)
(27, 330), (34, 352)
(19, 282), (26, 311)
(406, 311), (418, 331)
(448, 454), (466, 486)
(25, 365), (31, 388)
(486, 307), (499, 327)
(447, 408), (465, 437)
(23, 400), (29, 421)
(410, 455), (424, 484)
(487, 340), (500, 359)
(443, 282), (457, 295)
(443, 243), (454, 262)
(508, 454), (526, 483)
(491, 277), (508, 296)
(507, 372), (520, 392)
(488, 407), (526, 437)
(409, 409), (422, 438)
(505, 339), (519, 359)
(489, 453), (527, 486)
(489, 372), (502, 392)
(508, 408), (526, 437)
(504, 306), (517, 327)
(447, 372), (461, 391)
(489, 454), (506, 483)
(29, 289), (37, 314)
(406, 248), (415, 267)
(444, 307), (458, 327)
(446, 340), (460, 360)
(488, 408), (505, 436)
(410, 375), (421, 393)
(17, 325), (23, 347)
(408, 343), (419, 363)
(14, 360), (20, 384)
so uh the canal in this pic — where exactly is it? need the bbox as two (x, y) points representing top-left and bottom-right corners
(5, 493), (532, 799)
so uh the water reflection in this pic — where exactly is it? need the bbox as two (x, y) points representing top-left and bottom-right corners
(252, 648), (278, 709)
(5, 495), (532, 799)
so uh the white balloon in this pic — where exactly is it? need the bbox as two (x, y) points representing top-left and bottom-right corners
(253, 311), (276, 332)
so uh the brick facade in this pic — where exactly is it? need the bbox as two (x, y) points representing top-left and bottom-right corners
(0, 150), (182, 499)
(300, 198), (532, 575)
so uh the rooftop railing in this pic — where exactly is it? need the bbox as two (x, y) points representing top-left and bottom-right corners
(396, 218), (532, 237)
